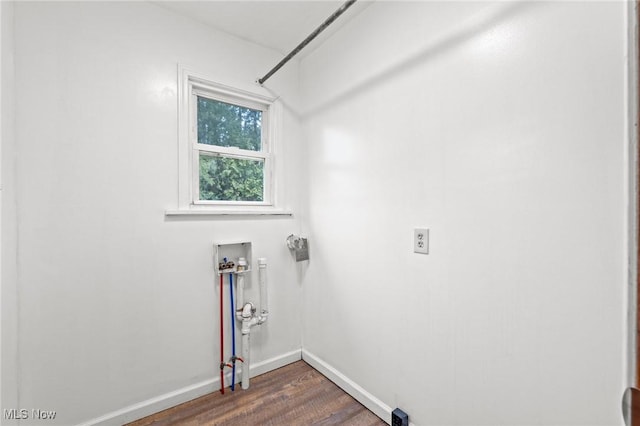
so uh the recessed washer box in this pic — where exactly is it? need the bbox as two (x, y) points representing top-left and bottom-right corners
(213, 242), (252, 276)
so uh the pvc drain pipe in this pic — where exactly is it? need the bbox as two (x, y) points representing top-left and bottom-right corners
(235, 258), (269, 390)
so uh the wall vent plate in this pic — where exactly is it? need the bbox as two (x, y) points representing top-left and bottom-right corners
(392, 408), (409, 426)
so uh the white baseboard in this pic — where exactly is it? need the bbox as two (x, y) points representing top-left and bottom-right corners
(78, 349), (302, 426)
(301, 349), (392, 425)
(78, 349), (397, 426)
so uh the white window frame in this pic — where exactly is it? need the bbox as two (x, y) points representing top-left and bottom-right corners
(174, 66), (285, 215)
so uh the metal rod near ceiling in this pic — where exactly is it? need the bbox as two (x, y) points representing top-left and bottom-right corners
(257, 0), (357, 85)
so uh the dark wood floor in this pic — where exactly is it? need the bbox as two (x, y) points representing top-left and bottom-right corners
(126, 361), (386, 426)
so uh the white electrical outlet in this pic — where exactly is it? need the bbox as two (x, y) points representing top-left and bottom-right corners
(414, 228), (429, 254)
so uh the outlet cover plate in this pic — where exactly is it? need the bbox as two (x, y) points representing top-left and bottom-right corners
(414, 228), (429, 254)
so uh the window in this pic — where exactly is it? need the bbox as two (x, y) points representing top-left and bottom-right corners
(175, 67), (282, 214)
(194, 93), (269, 202)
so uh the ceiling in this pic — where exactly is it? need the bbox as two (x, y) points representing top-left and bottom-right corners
(154, 1), (371, 57)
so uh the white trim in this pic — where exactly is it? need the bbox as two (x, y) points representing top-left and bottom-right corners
(178, 65), (192, 209)
(188, 74), (275, 105)
(627, 0), (638, 389)
(301, 349), (392, 425)
(189, 75), (272, 204)
(76, 349), (302, 426)
(192, 86), (270, 113)
(165, 209), (292, 217)
(197, 144), (269, 160)
(176, 64), (282, 214)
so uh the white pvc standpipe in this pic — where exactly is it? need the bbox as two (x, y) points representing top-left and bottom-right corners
(235, 258), (247, 316)
(236, 273), (244, 316)
(241, 324), (251, 390)
(258, 258), (269, 323)
(236, 258), (268, 391)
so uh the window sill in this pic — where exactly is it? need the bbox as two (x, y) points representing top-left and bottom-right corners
(165, 209), (293, 217)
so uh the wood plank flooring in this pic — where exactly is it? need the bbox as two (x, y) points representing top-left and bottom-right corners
(126, 361), (386, 426)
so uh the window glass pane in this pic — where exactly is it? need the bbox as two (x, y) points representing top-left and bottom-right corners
(199, 154), (264, 202)
(197, 96), (262, 151)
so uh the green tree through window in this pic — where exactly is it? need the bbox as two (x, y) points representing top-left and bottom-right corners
(197, 97), (265, 201)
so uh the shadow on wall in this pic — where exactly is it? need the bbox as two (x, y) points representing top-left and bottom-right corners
(300, 1), (540, 119)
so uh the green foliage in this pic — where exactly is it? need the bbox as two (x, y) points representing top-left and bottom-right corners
(199, 156), (264, 202)
(197, 97), (261, 150)
(197, 96), (264, 201)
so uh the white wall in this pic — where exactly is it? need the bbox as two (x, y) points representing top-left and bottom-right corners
(2, 1), (632, 425)
(1, 1), (18, 424)
(5, 2), (303, 425)
(300, 2), (627, 425)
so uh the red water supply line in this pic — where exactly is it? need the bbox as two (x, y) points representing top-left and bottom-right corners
(219, 273), (225, 394)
